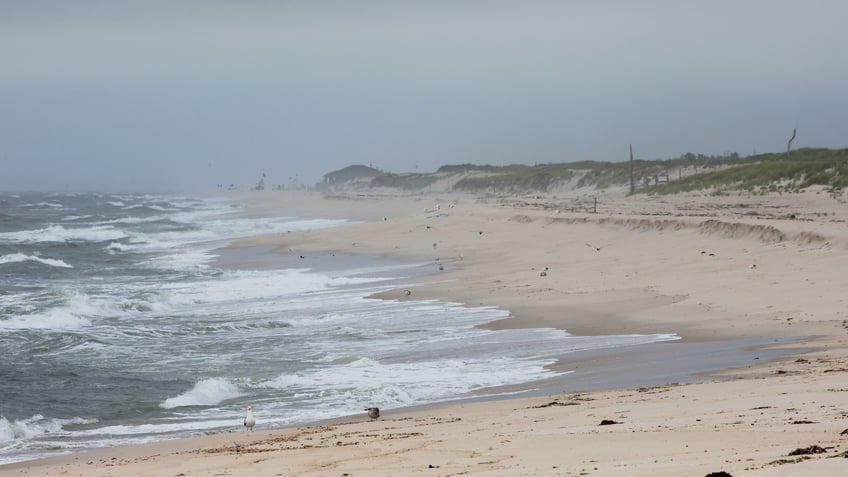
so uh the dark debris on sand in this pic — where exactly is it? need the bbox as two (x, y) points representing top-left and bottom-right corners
(788, 445), (827, 456)
(532, 400), (580, 408)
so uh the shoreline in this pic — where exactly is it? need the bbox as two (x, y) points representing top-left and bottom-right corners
(213, 240), (810, 405)
(213, 237), (812, 402)
(4, 189), (847, 476)
(210, 205), (810, 406)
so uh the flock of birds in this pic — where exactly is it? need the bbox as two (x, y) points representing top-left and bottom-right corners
(242, 405), (380, 432)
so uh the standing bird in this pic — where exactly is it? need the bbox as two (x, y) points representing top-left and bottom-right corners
(244, 405), (255, 431)
(365, 407), (380, 420)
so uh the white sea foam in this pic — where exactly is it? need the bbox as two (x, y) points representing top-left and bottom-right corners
(61, 214), (93, 221)
(70, 418), (238, 439)
(20, 202), (64, 208)
(0, 293), (97, 330)
(0, 310), (91, 330)
(0, 253), (73, 268)
(135, 248), (217, 270)
(155, 269), (386, 309)
(161, 378), (243, 409)
(122, 204), (179, 212)
(97, 216), (166, 225)
(102, 213), (350, 270)
(105, 242), (133, 253)
(261, 355), (564, 413)
(165, 209), (350, 242)
(0, 225), (127, 244)
(0, 415), (95, 443)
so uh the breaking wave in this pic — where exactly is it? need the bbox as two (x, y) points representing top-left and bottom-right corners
(0, 225), (128, 244)
(161, 378), (243, 409)
(0, 253), (72, 268)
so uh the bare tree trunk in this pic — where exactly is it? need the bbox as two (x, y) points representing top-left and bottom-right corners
(787, 128), (797, 157)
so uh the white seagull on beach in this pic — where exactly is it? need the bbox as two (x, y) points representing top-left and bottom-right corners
(244, 405), (255, 431)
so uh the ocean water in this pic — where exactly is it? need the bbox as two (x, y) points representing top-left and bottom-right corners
(0, 192), (678, 465)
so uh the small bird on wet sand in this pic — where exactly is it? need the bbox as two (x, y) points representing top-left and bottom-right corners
(244, 405), (255, 431)
(365, 407), (380, 420)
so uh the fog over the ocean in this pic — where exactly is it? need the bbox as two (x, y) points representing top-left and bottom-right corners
(1, 0), (846, 193)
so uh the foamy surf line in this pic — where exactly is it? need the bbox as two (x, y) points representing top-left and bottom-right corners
(0, 196), (672, 466)
(6, 245), (677, 455)
(2, 194), (767, 467)
(0, 334), (798, 467)
(206, 243), (684, 392)
(206, 216), (803, 406)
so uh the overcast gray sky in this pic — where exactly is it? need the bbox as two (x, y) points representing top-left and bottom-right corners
(1, 0), (846, 193)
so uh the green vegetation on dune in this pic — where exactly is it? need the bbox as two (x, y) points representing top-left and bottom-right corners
(442, 154), (747, 192)
(648, 148), (848, 195)
(452, 164), (575, 192)
(577, 160), (664, 190)
(437, 164), (532, 174)
(369, 173), (439, 190)
(324, 148), (848, 195)
(445, 148), (848, 194)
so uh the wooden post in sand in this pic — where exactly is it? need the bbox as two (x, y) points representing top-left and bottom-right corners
(629, 144), (635, 195)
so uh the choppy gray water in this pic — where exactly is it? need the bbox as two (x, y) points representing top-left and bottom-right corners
(0, 192), (678, 464)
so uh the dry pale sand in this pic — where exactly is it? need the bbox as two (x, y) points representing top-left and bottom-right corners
(4, 189), (848, 477)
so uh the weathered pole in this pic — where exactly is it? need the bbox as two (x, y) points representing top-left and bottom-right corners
(787, 128), (797, 157)
(629, 144), (635, 194)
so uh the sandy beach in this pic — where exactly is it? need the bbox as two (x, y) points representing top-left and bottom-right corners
(3, 189), (847, 476)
